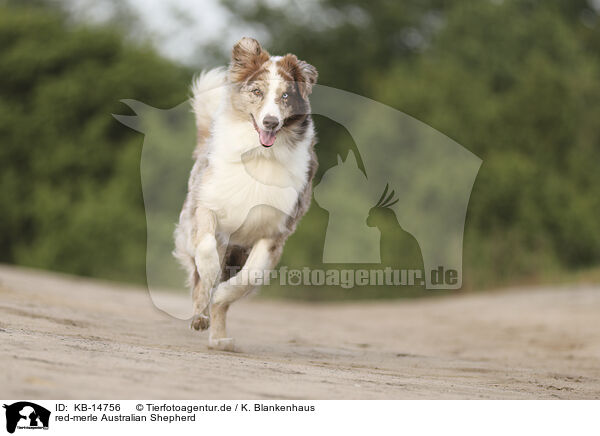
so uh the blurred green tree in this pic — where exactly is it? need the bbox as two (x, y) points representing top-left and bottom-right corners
(213, 0), (600, 293)
(0, 2), (190, 282)
(2, 0), (600, 298)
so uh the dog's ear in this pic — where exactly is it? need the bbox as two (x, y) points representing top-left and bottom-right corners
(278, 54), (318, 98)
(229, 37), (270, 83)
(297, 60), (318, 97)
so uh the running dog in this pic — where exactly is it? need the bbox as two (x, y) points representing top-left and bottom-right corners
(174, 37), (318, 350)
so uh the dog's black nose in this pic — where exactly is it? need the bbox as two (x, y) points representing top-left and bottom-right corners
(262, 115), (279, 130)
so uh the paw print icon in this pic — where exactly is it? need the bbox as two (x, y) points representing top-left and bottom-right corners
(287, 270), (302, 286)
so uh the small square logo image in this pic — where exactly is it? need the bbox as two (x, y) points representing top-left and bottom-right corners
(3, 402), (50, 434)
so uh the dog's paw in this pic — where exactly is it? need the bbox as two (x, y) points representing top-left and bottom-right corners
(208, 337), (235, 352)
(190, 314), (210, 331)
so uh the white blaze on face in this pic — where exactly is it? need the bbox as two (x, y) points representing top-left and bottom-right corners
(258, 58), (284, 131)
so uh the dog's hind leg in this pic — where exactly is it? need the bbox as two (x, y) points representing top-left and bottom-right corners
(209, 238), (280, 350)
(208, 302), (232, 350)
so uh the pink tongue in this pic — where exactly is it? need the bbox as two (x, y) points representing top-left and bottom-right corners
(259, 129), (276, 147)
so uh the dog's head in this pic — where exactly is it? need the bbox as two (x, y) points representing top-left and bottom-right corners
(228, 37), (318, 147)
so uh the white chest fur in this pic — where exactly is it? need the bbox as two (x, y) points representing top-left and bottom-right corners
(200, 145), (309, 244)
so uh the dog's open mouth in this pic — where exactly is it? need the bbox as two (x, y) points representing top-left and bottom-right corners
(251, 115), (277, 147)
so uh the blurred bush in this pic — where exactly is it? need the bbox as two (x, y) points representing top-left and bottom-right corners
(214, 0), (600, 293)
(0, 1), (190, 283)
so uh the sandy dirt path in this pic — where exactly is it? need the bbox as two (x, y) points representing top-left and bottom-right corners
(1, 265), (599, 399)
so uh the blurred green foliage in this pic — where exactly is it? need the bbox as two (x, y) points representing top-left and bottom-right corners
(217, 0), (600, 293)
(1, 0), (600, 297)
(0, 1), (190, 283)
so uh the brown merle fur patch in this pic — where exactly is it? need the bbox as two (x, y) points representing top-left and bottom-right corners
(228, 39), (272, 123)
(277, 55), (318, 138)
(277, 54), (318, 99)
(230, 73), (270, 121)
(229, 37), (270, 83)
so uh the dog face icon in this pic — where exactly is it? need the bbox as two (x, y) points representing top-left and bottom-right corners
(17, 407), (36, 427)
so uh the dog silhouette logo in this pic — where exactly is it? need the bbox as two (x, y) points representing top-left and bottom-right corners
(3, 402), (50, 433)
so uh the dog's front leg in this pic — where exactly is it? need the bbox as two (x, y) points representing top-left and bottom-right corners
(209, 238), (277, 351)
(190, 208), (222, 331)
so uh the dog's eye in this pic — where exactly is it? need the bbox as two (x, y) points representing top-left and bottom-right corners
(252, 89), (262, 97)
(281, 92), (288, 100)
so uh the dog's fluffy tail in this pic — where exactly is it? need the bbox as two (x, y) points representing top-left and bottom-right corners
(190, 67), (227, 151)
